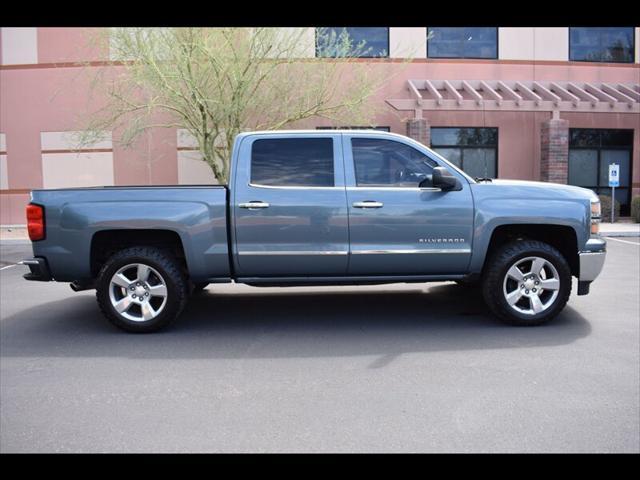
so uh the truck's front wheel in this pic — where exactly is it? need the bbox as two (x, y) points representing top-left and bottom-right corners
(96, 247), (188, 333)
(482, 240), (572, 326)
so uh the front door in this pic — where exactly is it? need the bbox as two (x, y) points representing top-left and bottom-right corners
(232, 133), (349, 277)
(343, 134), (474, 276)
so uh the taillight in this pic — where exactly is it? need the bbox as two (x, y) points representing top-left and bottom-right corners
(26, 204), (45, 241)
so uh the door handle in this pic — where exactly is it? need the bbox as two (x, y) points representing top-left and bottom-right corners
(239, 201), (270, 209)
(353, 201), (384, 209)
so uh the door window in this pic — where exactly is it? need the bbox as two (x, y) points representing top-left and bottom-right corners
(351, 138), (437, 187)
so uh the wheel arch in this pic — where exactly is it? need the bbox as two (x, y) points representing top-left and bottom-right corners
(481, 224), (580, 277)
(90, 229), (189, 279)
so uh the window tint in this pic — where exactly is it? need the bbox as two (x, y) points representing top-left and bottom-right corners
(431, 127), (498, 179)
(251, 138), (334, 187)
(352, 138), (437, 187)
(427, 27), (497, 59)
(569, 27), (634, 63)
(316, 27), (389, 58)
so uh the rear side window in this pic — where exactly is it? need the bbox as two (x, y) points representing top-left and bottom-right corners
(251, 138), (334, 187)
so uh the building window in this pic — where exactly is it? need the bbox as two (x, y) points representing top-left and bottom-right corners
(430, 127), (498, 180)
(251, 138), (334, 187)
(569, 27), (635, 63)
(568, 129), (634, 214)
(427, 27), (498, 59)
(316, 126), (390, 132)
(316, 28), (389, 58)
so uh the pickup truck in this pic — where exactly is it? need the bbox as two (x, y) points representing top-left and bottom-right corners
(22, 130), (606, 332)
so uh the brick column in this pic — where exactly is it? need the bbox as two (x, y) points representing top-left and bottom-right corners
(540, 117), (569, 184)
(405, 118), (430, 147)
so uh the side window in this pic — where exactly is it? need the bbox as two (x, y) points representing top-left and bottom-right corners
(251, 138), (334, 187)
(352, 138), (437, 187)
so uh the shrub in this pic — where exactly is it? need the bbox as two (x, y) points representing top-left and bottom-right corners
(599, 194), (621, 222)
(631, 196), (640, 223)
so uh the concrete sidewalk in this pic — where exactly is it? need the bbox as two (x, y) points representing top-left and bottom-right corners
(599, 222), (640, 237)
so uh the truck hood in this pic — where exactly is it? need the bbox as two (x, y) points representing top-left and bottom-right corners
(472, 179), (599, 203)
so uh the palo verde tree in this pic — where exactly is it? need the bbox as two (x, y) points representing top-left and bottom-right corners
(79, 27), (396, 183)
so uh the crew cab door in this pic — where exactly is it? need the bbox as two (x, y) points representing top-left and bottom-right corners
(344, 133), (474, 275)
(231, 133), (349, 277)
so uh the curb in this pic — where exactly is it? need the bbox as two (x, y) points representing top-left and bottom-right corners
(601, 232), (640, 238)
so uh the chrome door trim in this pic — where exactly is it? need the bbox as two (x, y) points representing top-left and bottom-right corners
(351, 248), (472, 255)
(239, 250), (349, 256)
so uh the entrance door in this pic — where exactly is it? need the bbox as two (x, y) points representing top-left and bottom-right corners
(343, 134), (474, 276)
(568, 129), (633, 214)
(232, 133), (349, 277)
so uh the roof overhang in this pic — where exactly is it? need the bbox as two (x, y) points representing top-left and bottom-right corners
(386, 80), (640, 118)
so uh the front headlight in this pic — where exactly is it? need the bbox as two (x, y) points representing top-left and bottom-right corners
(591, 200), (601, 235)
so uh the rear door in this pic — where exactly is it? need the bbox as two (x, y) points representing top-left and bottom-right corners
(344, 133), (474, 275)
(232, 133), (349, 277)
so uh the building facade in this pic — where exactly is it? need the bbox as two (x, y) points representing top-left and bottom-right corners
(1, 27), (639, 224)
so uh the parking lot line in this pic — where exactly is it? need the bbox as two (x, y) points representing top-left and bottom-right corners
(0, 264), (18, 271)
(606, 237), (640, 246)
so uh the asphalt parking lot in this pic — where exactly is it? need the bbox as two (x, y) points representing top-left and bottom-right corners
(1, 239), (638, 453)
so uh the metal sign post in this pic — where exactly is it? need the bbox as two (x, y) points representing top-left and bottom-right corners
(608, 163), (619, 223)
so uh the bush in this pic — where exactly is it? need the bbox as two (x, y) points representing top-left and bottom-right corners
(599, 194), (621, 222)
(631, 196), (640, 223)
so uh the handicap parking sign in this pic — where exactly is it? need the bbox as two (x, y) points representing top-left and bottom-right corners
(608, 164), (620, 187)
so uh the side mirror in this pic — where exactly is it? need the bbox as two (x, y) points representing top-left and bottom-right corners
(431, 167), (461, 191)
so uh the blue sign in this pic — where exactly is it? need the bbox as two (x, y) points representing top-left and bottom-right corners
(609, 164), (620, 187)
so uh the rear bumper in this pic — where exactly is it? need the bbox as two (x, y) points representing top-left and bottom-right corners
(578, 238), (606, 282)
(20, 257), (52, 281)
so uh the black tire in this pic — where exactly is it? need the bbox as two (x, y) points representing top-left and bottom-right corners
(482, 240), (572, 326)
(96, 246), (188, 333)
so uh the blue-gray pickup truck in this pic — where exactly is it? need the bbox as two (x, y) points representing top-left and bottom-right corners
(22, 130), (606, 332)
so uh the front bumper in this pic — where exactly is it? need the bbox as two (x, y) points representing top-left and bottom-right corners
(579, 238), (606, 282)
(20, 257), (52, 281)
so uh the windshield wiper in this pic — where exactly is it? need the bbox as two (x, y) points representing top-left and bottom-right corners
(474, 177), (493, 183)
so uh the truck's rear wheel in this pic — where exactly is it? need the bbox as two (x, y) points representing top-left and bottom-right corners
(96, 247), (188, 333)
(482, 240), (571, 326)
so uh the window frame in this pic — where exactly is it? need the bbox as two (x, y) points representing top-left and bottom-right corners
(568, 27), (636, 64)
(430, 126), (499, 179)
(248, 136), (337, 189)
(426, 27), (499, 60)
(315, 27), (390, 59)
(341, 132), (473, 189)
(316, 126), (391, 132)
(568, 128), (634, 214)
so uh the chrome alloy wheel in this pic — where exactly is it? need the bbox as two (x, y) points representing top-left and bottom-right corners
(502, 256), (560, 316)
(108, 263), (168, 322)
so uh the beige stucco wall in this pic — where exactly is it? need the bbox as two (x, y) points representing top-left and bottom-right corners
(40, 131), (114, 189)
(177, 151), (218, 185)
(499, 28), (569, 62)
(1, 28), (38, 65)
(390, 28), (426, 58)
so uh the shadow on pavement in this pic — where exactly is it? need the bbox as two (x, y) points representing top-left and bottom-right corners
(0, 283), (591, 364)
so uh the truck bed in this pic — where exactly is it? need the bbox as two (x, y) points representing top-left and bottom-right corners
(30, 185), (230, 282)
